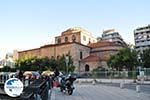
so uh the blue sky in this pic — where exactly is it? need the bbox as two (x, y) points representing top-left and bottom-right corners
(0, 0), (150, 58)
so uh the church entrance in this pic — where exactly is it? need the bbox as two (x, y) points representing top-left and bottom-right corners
(85, 64), (90, 71)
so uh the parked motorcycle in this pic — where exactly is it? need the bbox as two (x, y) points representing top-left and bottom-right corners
(60, 74), (76, 95)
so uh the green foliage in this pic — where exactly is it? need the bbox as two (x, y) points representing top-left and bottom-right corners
(57, 53), (75, 73)
(92, 67), (108, 78)
(57, 54), (66, 72)
(1, 66), (11, 72)
(15, 53), (75, 72)
(15, 56), (49, 71)
(141, 49), (150, 68)
(107, 48), (138, 71)
(10, 68), (17, 72)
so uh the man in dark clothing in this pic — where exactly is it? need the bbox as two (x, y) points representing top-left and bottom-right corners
(54, 68), (59, 77)
(18, 71), (23, 81)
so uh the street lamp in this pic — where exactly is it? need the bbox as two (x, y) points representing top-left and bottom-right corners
(137, 54), (142, 72)
(65, 55), (69, 75)
(78, 60), (81, 75)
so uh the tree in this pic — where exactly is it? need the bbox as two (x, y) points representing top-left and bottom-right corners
(15, 54), (75, 72)
(49, 57), (58, 70)
(107, 48), (138, 71)
(57, 53), (75, 73)
(67, 54), (75, 72)
(107, 55), (122, 70)
(15, 56), (50, 71)
(141, 49), (150, 68)
(119, 48), (138, 70)
(2, 66), (11, 72)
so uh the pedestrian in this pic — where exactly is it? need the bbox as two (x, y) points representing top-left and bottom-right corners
(54, 67), (60, 77)
(18, 70), (23, 81)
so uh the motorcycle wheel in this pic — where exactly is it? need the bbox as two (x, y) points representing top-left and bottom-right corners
(68, 89), (73, 95)
(60, 87), (63, 92)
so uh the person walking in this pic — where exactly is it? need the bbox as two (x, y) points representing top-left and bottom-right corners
(18, 70), (23, 81)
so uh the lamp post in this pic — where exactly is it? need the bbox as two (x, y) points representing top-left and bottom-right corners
(136, 54), (143, 93)
(137, 54), (142, 73)
(79, 60), (81, 75)
(65, 55), (69, 75)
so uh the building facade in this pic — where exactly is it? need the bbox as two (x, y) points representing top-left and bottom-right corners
(55, 27), (97, 45)
(0, 53), (15, 69)
(134, 24), (150, 52)
(80, 41), (125, 71)
(102, 29), (126, 46)
(17, 27), (126, 72)
(18, 42), (91, 72)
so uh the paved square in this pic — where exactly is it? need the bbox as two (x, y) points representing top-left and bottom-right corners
(50, 84), (150, 100)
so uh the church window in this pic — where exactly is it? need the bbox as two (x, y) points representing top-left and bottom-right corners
(72, 35), (76, 42)
(57, 38), (61, 44)
(65, 37), (68, 42)
(83, 36), (86, 41)
(80, 51), (83, 59)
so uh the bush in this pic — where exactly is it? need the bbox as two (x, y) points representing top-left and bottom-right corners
(1, 66), (11, 72)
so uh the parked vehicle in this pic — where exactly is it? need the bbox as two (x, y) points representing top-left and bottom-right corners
(59, 74), (76, 95)
(23, 71), (40, 79)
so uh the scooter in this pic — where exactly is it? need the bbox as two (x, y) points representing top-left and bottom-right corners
(60, 74), (76, 95)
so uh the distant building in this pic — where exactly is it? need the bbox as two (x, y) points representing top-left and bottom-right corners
(13, 50), (19, 60)
(134, 24), (150, 52)
(102, 29), (126, 46)
(17, 27), (126, 72)
(0, 52), (15, 69)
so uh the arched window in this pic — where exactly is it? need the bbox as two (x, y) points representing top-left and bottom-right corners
(147, 35), (150, 39)
(57, 38), (61, 44)
(85, 64), (90, 71)
(89, 38), (91, 44)
(65, 37), (68, 42)
(72, 35), (76, 42)
(80, 51), (82, 59)
(83, 35), (86, 41)
(57, 55), (60, 60)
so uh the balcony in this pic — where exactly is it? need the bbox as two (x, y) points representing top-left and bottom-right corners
(134, 29), (150, 34)
(136, 41), (150, 46)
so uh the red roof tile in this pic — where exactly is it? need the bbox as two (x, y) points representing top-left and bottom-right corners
(82, 55), (101, 62)
(88, 40), (120, 48)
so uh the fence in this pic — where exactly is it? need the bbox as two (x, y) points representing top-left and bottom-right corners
(76, 69), (150, 80)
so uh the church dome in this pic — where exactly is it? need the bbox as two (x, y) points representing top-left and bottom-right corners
(62, 27), (91, 35)
(67, 27), (84, 31)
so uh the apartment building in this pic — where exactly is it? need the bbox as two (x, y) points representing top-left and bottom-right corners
(102, 29), (126, 46)
(134, 24), (150, 52)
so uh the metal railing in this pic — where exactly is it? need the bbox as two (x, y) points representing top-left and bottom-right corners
(0, 73), (51, 100)
(75, 69), (150, 80)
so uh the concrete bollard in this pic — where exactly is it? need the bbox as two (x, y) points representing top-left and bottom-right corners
(120, 82), (124, 89)
(79, 80), (81, 84)
(92, 79), (96, 85)
(136, 85), (140, 93)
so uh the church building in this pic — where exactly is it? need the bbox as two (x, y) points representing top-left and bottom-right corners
(17, 27), (126, 72)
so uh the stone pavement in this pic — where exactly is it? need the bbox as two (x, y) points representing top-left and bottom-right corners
(76, 78), (150, 84)
(50, 84), (150, 100)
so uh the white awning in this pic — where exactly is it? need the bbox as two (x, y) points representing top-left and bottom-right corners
(0, 65), (4, 68)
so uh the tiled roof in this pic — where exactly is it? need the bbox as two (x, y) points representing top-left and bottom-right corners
(62, 27), (91, 36)
(40, 42), (90, 48)
(18, 48), (40, 53)
(88, 40), (120, 48)
(82, 55), (109, 62)
(18, 42), (90, 53)
(82, 55), (101, 62)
